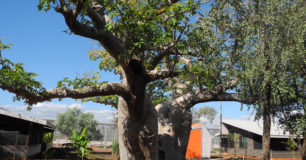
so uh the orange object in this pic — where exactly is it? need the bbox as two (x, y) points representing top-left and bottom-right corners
(186, 123), (202, 159)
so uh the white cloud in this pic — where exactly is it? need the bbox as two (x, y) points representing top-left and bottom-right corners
(0, 103), (116, 122)
(68, 103), (84, 109)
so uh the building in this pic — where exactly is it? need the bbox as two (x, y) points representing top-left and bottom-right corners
(206, 126), (221, 150)
(186, 123), (213, 159)
(221, 119), (301, 158)
(0, 108), (55, 159)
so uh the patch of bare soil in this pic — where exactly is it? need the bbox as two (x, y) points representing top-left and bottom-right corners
(29, 147), (113, 160)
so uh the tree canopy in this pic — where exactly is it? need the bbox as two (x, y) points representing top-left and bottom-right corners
(56, 107), (103, 140)
(210, 0), (305, 159)
(192, 106), (217, 123)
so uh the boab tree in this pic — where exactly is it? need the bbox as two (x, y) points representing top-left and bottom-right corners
(0, 1), (249, 159)
(0, 0), (215, 159)
(211, 0), (305, 159)
(82, 6), (247, 158)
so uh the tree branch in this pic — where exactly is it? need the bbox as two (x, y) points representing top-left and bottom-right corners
(289, 134), (302, 150)
(158, 79), (251, 109)
(86, 3), (106, 28)
(149, 44), (175, 69)
(146, 70), (179, 83)
(72, 0), (86, 17)
(169, 91), (252, 110)
(0, 82), (129, 105)
(55, 2), (125, 64)
(56, 5), (104, 40)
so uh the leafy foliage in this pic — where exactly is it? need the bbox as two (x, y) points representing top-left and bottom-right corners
(57, 70), (118, 107)
(277, 103), (305, 143)
(103, 0), (199, 60)
(210, 0), (305, 117)
(57, 71), (101, 89)
(56, 108), (103, 140)
(69, 127), (92, 160)
(0, 41), (46, 107)
(88, 49), (120, 74)
(111, 140), (120, 156)
(42, 132), (54, 159)
(209, 1), (305, 158)
(35, 0), (234, 108)
(43, 132), (54, 145)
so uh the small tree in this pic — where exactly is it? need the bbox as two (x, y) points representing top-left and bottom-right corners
(192, 106), (217, 124)
(42, 132), (54, 160)
(69, 128), (91, 160)
(111, 140), (120, 160)
(56, 108), (102, 140)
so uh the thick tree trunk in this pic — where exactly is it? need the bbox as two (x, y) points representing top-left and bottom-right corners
(262, 90), (271, 160)
(118, 94), (158, 160)
(156, 102), (192, 160)
(117, 62), (158, 160)
(156, 87), (243, 160)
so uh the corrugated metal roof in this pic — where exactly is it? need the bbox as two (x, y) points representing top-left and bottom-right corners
(0, 108), (49, 126)
(222, 119), (290, 138)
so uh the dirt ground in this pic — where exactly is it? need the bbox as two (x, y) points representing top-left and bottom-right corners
(25, 148), (302, 160)
(28, 147), (113, 160)
(210, 153), (302, 160)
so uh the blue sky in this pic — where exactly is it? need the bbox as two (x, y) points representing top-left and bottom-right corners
(0, 1), (254, 123)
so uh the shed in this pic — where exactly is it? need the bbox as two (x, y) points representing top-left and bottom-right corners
(186, 123), (212, 159)
(0, 108), (55, 159)
(221, 119), (302, 158)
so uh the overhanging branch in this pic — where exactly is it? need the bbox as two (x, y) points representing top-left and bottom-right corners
(1, 82), (129, 105)
(55, 5), (104, 41)
(150, 45), (176, 69)
(159, 79), (251, 109)
(55, 1), (125, 64)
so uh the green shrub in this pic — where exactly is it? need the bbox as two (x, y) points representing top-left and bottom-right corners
(69, 127), (92, 160)
(111, 140), (119, 156)
(42, 132), (53, 160)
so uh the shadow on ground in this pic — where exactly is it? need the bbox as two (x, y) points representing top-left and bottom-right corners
(29, 147), (113, 160)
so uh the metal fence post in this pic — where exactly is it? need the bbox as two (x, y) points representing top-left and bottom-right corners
(13, 131), (19, 160)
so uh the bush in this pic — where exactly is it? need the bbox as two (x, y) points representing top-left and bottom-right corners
(69, 127), (92, 160)
(111, 140), (119, 156)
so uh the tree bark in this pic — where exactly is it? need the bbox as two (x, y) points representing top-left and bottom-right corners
(156, 87), (247, 160)
(262, 87), (271, 160)
(118, 94), (158, 160)
(156, 102), (192, 160)
(117, 63), (158, 160)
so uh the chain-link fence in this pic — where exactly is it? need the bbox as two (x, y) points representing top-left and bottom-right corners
(94, 122), (118, 147)
(0, 130), (29, 159)
(53, 122), (118, 148)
